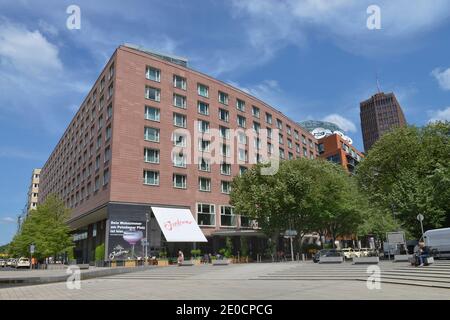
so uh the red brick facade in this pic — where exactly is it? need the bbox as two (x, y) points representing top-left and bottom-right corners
(39, 45), (320, 236)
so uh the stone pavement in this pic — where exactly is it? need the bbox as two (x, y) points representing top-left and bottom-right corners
(0, 261), (449, 300)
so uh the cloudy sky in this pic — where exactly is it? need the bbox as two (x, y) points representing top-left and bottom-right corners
(1, 0), (450, 245)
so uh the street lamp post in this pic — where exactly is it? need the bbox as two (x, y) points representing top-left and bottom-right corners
(145, 212), (150, 264)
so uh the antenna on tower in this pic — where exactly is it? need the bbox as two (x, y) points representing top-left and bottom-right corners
(376, 72), (382, 93)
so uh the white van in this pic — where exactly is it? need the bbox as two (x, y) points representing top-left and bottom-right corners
(423, 227), (450, 259)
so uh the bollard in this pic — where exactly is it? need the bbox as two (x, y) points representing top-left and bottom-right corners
(302, 254), (305, 262)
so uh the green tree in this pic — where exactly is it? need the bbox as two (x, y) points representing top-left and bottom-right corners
(9, 194), (73, 259)
(356, 122), (450, 238)
(231, 158), (365, 251)
(95, 243), (105, 261)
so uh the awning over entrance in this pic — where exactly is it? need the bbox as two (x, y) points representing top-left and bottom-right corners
(151, 206), (207, 242)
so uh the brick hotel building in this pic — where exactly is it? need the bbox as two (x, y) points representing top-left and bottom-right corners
(39, 44), (320, 263)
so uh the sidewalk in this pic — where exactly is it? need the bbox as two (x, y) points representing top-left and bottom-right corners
(0, 265), (155, 287)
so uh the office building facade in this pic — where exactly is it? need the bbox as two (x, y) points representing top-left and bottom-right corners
(27, 168), (41, 212)
(360, 92), (407, 152)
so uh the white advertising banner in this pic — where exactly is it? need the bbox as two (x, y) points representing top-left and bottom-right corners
(151, 206), (207, 242)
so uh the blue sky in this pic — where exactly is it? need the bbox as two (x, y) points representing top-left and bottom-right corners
(1, 0), (450, 245)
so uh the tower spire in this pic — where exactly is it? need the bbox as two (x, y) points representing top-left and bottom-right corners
(376, 72), (382, 93)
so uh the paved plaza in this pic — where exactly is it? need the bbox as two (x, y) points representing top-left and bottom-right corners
(0, 261), (449, 300)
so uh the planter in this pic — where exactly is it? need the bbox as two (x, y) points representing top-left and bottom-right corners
(157, 259), (169, 267)
(353, 256), (379, 264)
(124, 260), (137, 267)
(319, 256), (344, 264)
(394, 254), (412, 262)
(192, 259), (202, 266)
(213, 259), (230, 266)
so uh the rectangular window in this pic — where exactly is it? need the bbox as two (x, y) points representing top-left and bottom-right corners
(103, 169), (110, 186)
(267, 127), (272, 139)
(302, 135), (307, 144)
(98, 115), (104, 130)
(267, 142), (273, 154)
(288, 152), (294, 160)
(265, 112), (272, 124)
(253, 121), (260, 133)
(173, 113), (187, 128)
(173, 75), (186, 90)
(218, 108), (229, 122)
(236, 99), (245, 111)
(239, 166), (247, 175)
(198, 139), (210, 152)
(220, 206), (236, 227)
(96, 135), (102, 149)
(220, 143), (231, 157)
(108, 84), (114, 99)
(107, 104), (113, 119)
(294, 130), (299, 140)
(219, 126), (230, 139)
(199, 177), (211, 192)
(198, 157), (211, 172)
(287, 139), (293, 149)
(144, 127), (160, 142)
(198, 84), (209, 98)
(286, 125), (292, 135)
(144, 148), (159, 163)
(143, 170), (159, 185)
(94, 176), (100, 192)
(172, 133), (187, 147)
(197, 203), (215, 226)
(303, 147), (308, 157)
(296, 144), (300, 153)
(104, 146), (111, 162)
(279, 148), (285, 159)
(109, 64), (114, 80)
(276, 119), (283, 129)
(237, 115), (246, 128)
(172, 151), (187, 168)
(220, 163), (231, 175)
(279, 133), (284, 145)
(146, 66), (160, 82)
(198, 120), (210, 133)
(145, 106), (160, 121)
(218, 91), (228, 105)
(173, 174), (187, 189)
(252, 106), (260, 118)
(221, 181), (231, 194)
(173, 93), (187, 109)
(145, 86), (160, 102)
(105, 125), (112, 141)
(238, 148), (248, 162)
(198, 101), (209, 115)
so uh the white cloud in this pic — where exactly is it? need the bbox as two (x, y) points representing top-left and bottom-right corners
(230, 0), (450, 58)
(0, 217), (16, 224)
(431, 68), (450, 91)
(0, 19), (62, 77)
(322, 114), (357, 132)
(428, 107), (450, 123)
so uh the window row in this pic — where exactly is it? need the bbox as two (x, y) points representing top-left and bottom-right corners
(143, 170), (232, 194)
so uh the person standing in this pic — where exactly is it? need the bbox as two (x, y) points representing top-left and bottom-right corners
(177, 249), (184, 265)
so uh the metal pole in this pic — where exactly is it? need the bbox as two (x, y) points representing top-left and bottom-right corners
(420, 219), (424, 239)
(290, 237), (294, 262)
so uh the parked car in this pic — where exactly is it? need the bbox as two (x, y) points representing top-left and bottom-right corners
(16, 257), (31, 269)
(6, 258), (16, 268)
(313, 249), (342, 263)
(341, 248), (358, 259)
(0, 259), (5, 267)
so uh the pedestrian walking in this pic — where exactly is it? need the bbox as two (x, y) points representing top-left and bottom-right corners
(177, 249), (184, 265)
